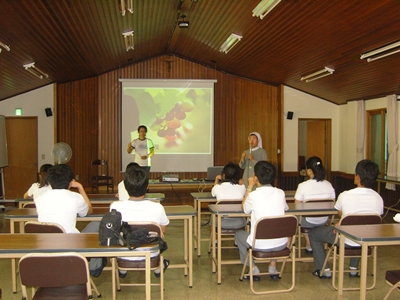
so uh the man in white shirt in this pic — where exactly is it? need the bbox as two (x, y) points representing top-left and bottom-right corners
(235, 161), (288, 281)
(309, 160), (383, 279)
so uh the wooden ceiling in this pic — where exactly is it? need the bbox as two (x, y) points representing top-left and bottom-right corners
(1, 0), (400, 105)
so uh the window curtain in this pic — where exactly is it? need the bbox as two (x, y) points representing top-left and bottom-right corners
(386, 94), (398, 190)
(356, 100), (365, 162)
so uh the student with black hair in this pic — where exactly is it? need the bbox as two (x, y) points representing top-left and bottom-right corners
(235, 161), (288, 281)
(309, 159), (383, 279)
(23, 163), (53, 199)
(294, 156), (335, 253)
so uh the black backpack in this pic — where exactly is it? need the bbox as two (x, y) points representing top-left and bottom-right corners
(98, 209), (122, 246)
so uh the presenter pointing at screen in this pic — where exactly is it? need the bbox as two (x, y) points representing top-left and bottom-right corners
(239, 132), (267, 188)
(127, 125), (154, 174)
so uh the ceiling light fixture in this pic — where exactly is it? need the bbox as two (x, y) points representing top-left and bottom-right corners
(0, 41), (10, 53)
(360, 40), (400, 62)
(122, 30), (134, 51)
(23, 62), (49, 79)
(300, 66), (335, 83)
(219, 33), (242, 54)
(252, 0), (281, 20)
(120, 0), (133, 16)
(178, 14), (190, 28)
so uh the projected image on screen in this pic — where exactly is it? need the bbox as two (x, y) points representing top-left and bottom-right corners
(121, 80), (216, 173)
(126, 88), (211, 153)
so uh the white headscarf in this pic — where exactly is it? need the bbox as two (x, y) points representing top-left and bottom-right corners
(249, 132), (262, 149)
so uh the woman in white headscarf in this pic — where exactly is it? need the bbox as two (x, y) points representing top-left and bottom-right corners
(239, 132), (267, 188)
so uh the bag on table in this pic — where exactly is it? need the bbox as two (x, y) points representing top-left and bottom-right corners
(98, 209), (122, 246)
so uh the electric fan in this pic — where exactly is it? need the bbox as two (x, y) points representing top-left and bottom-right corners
(51, 142), (72, 164)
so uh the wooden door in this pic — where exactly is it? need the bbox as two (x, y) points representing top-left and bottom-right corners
(307, 121), (326, 162)
(4, 117), (38, 198)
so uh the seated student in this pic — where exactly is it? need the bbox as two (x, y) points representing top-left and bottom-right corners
(23, 163), (53, 199)
(235, 161), (288, 281)
(309, 159), (383, 279)
(211, 162), (246, 229)
(34, 165), (105, 277)
(294, 156), (335, 253)
(35, 164), (93, 233)
(116, 162), (140, 200)
(110, 166), (170, 278)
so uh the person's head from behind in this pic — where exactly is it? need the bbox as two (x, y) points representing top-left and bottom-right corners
(221, 162), (241, 185)
(124, 166), (148, 197)
(125, 162), (139, 172)
(306, 156), (326, 182)
(47, 164), (73, 189)
(38, 163), (53, 187)
(254, 161), (275, 185)
(137, 125), (147, 139)
(355, 159), (379, 188)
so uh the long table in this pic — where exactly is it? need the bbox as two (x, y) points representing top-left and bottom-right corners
(16, 193), (166, 208)
(335, 224), (400, 300)
(6, 205), (196, 291)
(0, 233), (157, 300)
(208, 202), (338, 284)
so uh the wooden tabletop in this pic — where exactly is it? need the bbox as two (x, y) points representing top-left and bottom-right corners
(335, 224), (400, 242)
(208, 201), (336, 215)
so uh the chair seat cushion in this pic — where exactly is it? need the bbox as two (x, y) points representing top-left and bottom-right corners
(118, 256), (160, 268)
(34, 285), (88, 300)
(252, 248), (290, 258)
(337, 246), (372, 256)
(221, 226), (245, 234)
(386, 270), (400, 285)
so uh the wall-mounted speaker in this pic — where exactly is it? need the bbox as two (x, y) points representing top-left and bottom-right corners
(45, 108), (53, 117)
(287, 111), (294, 120)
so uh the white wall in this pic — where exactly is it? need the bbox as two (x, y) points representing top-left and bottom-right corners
(283, 86), (340, 171)
(0, 85), (55, 170)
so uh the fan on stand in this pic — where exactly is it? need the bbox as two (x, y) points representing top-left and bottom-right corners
(51, 142), (72, 164)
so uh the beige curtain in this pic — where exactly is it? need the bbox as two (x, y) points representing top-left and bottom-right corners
(356, 100), (365, 162)
(386, 94), (398, 190)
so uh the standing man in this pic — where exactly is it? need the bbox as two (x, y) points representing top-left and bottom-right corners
(127, 125), (154, 173)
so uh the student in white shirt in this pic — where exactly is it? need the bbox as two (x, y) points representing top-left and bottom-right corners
(23, 163), (53, 199)
(235, 161), (288, 282)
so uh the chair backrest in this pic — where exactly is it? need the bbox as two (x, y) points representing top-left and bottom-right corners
(19, 252), (90, 288)
(216, 199), (243, 205)
(253, 215), (298, 242)
(91, 159), (109, 176)
(22, 202), (36, 208)
(339, 214), (381, 226)
(128, 222), (162, 236)
(24, 221), (66, 233)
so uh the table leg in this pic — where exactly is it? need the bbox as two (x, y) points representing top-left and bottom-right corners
(11, 258), (17, 293)
(145, 252), (151, 300)
(338, 236), (345, 295)
(183, 219), (188, 276)
(111, 258), (116, 300)
(197, 200), (202, 256)
(188, 217), (193, 287)
(211, 213), (216, 273)
(217, 214), (222, 285)
(360, 244), (368, 300)
(193, 199), (198, 251)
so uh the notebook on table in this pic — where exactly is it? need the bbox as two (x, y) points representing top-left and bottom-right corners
(206, 166), (224, 182)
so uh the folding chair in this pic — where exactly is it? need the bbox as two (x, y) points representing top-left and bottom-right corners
(112, 222), (165, 300)
(19, 252), (92, 300)
(384, 270), (400, 300)
(320, 214), (381, 290)
(239, 215), (298, 295)
(24, 221), (101, 298)
(207, 199), (246, 254)
(90, 159), (114, 194)
(297, 198), (335, 258)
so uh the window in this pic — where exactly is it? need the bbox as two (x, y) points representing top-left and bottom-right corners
(366, 108), (388, 175)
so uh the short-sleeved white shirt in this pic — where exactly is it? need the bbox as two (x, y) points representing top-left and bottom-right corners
(118, 180), (129, 200)
(131, 138), (154, 167)
(35, 189), (89, 233)
(244, 186), (289, 249)
(27, 183), (52, 199)
(335, 187), (383, 246)
(294, 179), (336, 224)
(211, 182), (246, 201)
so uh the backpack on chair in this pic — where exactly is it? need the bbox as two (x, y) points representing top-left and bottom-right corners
(98, 209), (122, 246)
